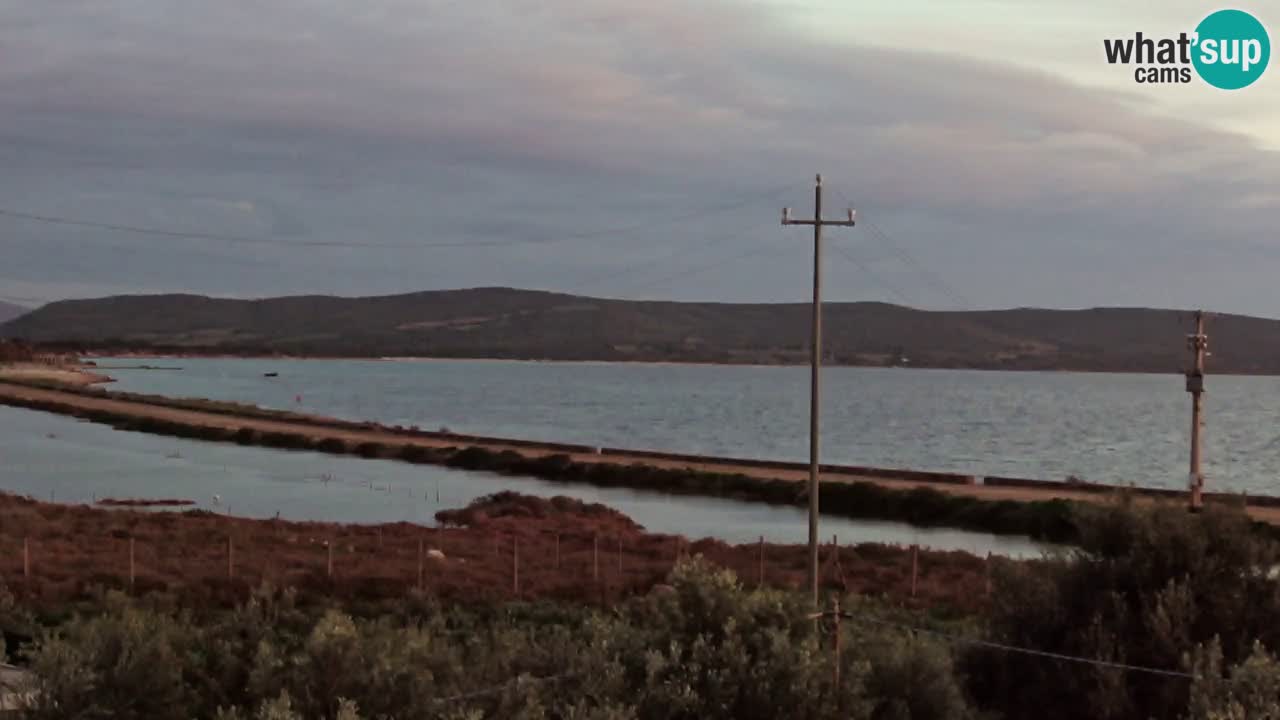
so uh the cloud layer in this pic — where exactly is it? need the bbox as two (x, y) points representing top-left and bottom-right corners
(1, 1), (1277, 313)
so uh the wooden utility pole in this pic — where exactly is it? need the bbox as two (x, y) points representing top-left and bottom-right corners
(1186, 310), (1208, 511)
(784, 175), (856, 608)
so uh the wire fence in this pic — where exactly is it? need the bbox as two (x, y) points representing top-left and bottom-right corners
(0, 503), (991, 610)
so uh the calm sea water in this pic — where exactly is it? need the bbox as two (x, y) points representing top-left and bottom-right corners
(0, 406), (1046, 556)
(93, 357), (1280, 496)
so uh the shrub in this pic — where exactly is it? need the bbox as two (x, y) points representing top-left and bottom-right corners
(19, 563), (973, 719)
(965, 500), (1280, 720)
(352, 442), (386, 459)
(315, 438), (349, 454)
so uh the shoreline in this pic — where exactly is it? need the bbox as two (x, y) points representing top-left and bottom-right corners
(0, 364), (114, 386)
(71, 351), (1228, 376)
(77, 351), (1208, 379)
(0, 377), (1276, 541)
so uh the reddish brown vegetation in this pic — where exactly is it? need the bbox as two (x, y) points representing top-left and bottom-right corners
(95, 498), (196, 508)
(0, 491), (993, 613)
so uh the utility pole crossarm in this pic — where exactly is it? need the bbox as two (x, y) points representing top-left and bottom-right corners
(782, 214), (856, 227)
(782, 209), (856, 227)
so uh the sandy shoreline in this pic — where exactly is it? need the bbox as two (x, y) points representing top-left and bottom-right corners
(0, 364), (113, 386)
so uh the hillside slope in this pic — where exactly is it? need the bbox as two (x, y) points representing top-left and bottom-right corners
(0, 287), (1267, 372)
(0, 301), (27, 324)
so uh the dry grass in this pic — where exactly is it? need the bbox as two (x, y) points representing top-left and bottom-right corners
(0, 492), (992, 614)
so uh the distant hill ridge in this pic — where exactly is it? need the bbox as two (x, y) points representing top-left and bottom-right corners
(0, 301), (27, 325)
(0, 286), (1273, 373)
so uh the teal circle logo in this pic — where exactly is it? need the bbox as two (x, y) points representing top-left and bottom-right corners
(1192, 9), (1270, 89)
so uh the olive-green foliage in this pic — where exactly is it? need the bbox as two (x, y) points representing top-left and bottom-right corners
(15, 560), (972, 720)
(967, 500), (1280, 720)
(23, 593), (194, 720)
(1187, 639), (1280, 720)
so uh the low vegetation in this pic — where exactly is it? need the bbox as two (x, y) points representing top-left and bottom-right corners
(0, 491), (989, 614)
(4, 500), (1280, 718)
(3, 560), (977, 720)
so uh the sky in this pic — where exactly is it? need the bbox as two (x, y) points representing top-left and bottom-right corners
(0, 0), (1277, 313)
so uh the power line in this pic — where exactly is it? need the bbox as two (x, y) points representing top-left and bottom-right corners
(429, 671), (580, 706)
(860, 220), (973, 309)
(567, 224), (759, 294)
(0, 208), (381, 249)
(828, 242), (916, 307)
(848, 613), (1195, 680)
(825, 186), (973, 309)
(605, 231), (786, 296)
(0, 181), (802, 252)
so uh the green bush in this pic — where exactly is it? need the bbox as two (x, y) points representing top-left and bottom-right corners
(1188, 639), (1280, 720)
(966, 500), (1280, 720)
(16, 563), (972, 719)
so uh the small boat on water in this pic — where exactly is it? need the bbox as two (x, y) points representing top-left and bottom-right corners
(263, 372), (279, 378)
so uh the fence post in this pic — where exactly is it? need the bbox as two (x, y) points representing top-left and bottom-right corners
(910, 544), (919, 598)
(327, 541), (334, 579)
(417, 537), (424, 591)
(128, 537), (135, 593)
(985, 552), (992, 596)
(833, 596), (843, 698)
(592, 533), (599, 583)
(23, 536), (30, 581)
(513, 536), (520, 596)
(758, 536), (765, 588)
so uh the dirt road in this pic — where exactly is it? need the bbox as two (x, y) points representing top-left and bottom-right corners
(2, 380), (1276, 525)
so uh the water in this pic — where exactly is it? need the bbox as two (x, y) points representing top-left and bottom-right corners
(0, 406), (1048, 557)
(92, 357), (1280, 495)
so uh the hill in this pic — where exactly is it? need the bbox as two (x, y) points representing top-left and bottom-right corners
(0, 301), (27, 324)
(0, 287), (1269, 372)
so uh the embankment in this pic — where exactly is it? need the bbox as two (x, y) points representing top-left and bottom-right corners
(0, 378), (1271, 543)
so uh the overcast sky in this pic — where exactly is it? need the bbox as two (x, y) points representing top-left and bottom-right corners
(1, 0), (1277, 313)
